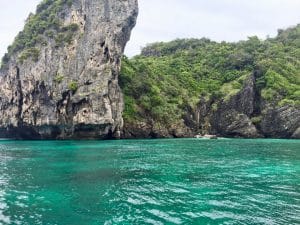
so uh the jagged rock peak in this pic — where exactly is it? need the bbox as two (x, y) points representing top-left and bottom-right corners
(0, 0), (138, 139)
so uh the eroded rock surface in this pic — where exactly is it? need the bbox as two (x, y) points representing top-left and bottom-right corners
(0, 0), (138, 139)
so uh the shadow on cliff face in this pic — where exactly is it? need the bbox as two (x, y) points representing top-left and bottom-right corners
(2, 124), (118, 140)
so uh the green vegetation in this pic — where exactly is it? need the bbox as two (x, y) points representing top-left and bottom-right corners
(251, 116), (262, 125)
(1, 0), (76, 68)
(55, 23), (79, 46)
(68, 81), (78, 92)
(54, 73), (64, 83)
(18, 48), (40, 63)
(120, 24), (300, 125)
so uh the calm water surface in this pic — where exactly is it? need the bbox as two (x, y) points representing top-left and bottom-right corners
(0, 138), (299, 224)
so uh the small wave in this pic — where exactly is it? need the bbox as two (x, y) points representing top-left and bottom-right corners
(147, 209), (183, 224)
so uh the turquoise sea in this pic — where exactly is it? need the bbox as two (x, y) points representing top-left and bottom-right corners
(0, 138), (299, 224)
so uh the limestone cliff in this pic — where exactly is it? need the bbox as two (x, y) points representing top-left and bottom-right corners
(0, 0), (138, 139)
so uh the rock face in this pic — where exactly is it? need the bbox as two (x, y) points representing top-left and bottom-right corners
(261, 106), (300, 138)
(0, 0), (138, 139)
(211, 74), (260, 137)
(122, 72), (300, 139)
(123, 120), (193, 139)
(196, 74), (299, 138)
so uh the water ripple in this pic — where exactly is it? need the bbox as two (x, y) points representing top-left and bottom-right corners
(0, 139), (299, 224)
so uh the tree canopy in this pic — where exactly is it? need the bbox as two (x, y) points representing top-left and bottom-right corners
(120, 24), (300, 126)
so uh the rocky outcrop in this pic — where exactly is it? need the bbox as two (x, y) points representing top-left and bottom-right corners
(261, 106), (300, 138)
(197, 74), (299, 138)
(123, 120), (193, 139)
(122, 72), (300, 139)
(0, 0), (138, 139)
(211, 74), (260, 137)
(292, 127), (300, 139)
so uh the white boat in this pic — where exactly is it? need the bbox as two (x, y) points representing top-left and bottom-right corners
(194, 134), (218, 139)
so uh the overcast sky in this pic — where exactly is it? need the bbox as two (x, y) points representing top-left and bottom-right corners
(0, 0), (300, 58)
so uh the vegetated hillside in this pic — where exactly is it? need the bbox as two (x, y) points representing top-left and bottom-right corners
(0, 0), (138, 139)
(120, 24), (300, 138)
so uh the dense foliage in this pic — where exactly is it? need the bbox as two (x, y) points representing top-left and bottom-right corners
(1, 0), (76, 68)
(120, 25), (300, 125)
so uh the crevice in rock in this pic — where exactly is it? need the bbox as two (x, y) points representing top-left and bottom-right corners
(56, 90), (73, 124)
(15, 66), (24, 126)
(252, 69), (263, 117)
(104, 47), (110, 62)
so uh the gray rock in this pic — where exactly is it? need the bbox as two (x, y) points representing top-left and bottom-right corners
(122, 120), (193, 139)
(292, 127), (300, 139)
(261, 106), (300, 138)
(0, 0), (138, 139)
(213, 109), (260, 138)
(212, 74), (260, 138)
